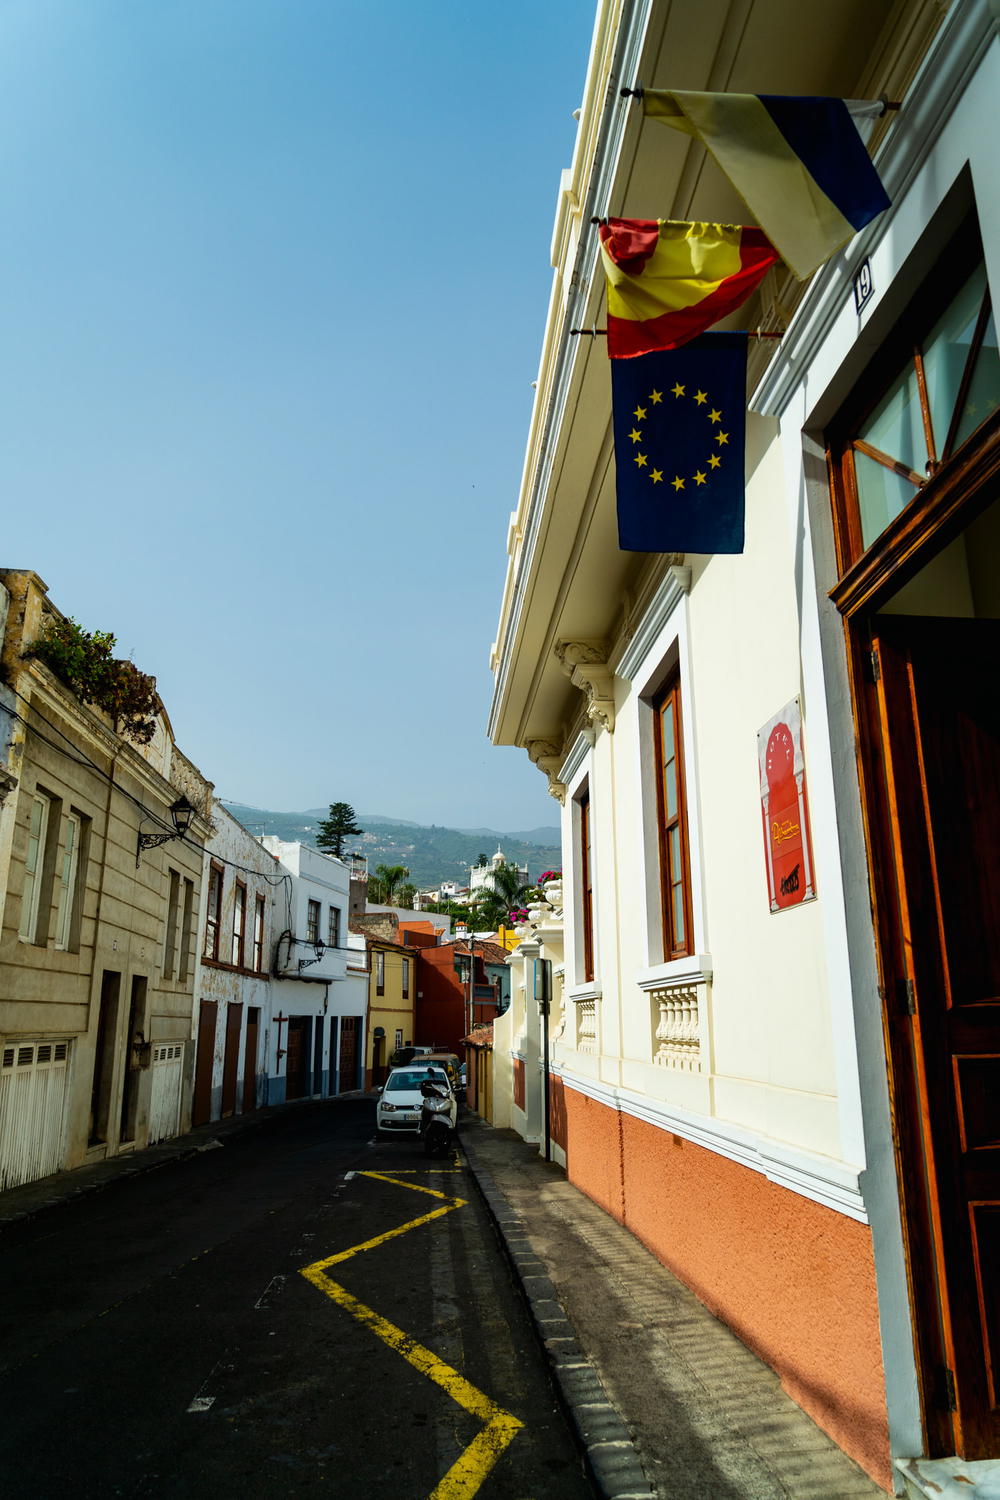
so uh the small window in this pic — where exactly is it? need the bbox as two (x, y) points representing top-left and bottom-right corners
(19, 793), (51, 943)
(395, 1028), (403, 1049)
(232, 882), (246, 968)
(375, 949), (385, 996)
(579, 789), (595, 983)
(204, 864), (223, 960)
(163, 867), (181, 976)
(307, 899), (321, 944)
(179, 878), (195, 981)
(832, 248), (999, 567)
(55, 810), (85, 952)
(653, 676), (693, 959)
(328, 906), (340, 950)
(253, 894), (266, 972)
(401, 957), (410, 1000)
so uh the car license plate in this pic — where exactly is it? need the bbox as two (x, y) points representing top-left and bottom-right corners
(401, 1112), (418, 1122)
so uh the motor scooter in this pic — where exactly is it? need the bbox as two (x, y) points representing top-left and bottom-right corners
(419, 1077), (453, 1158)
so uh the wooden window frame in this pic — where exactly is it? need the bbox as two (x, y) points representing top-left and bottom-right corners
(204, 862), (223, 961)
(232, 880), (247, 969)
(253, 893), (266, 973)
(306, 898), (321, 945)
(652, 675), (694, 961)
(579, 789), (595, 983)
(163, 866), (181, 977)
(327, 905), (340, 951)
(375, 949), (385, 996)
(55, 809), (85, 953)
(828, 219), (1000, 617)
(401, 957), (410, 1001)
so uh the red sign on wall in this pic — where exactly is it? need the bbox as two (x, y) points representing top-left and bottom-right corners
(757, 698), (816, 912)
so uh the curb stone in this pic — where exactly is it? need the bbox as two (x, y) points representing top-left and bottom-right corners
(460, 1132), (655, 1500)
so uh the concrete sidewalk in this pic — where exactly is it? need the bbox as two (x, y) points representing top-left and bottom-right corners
(460, 1115), (884, 1500)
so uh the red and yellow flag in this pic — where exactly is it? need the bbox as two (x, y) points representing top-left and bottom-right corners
(599, 218), (780, 358)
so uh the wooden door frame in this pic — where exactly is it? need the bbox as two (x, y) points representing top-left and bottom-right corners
(830, 421), (1000, 1454)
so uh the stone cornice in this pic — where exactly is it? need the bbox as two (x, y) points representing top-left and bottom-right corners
(554, 640), (616, 733)
(524, 737), (567, 804)
(615, 565), (691, 681)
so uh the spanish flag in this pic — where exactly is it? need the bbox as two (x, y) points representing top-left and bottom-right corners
(599, 218), (780, 359)
(643, 91), (891, 280)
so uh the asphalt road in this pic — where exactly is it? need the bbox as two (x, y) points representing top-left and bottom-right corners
(0, 1098), (594, 1499)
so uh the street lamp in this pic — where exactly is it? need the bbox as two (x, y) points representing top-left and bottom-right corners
(136, 794), (197, 866)
(298, 938), (326, 974)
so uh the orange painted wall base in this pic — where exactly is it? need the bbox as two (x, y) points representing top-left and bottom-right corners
(562, 1083), (892, 1491)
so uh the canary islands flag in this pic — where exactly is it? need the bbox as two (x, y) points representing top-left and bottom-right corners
(612, 333), (747, 554)
(599, 219), (779, 358)
(643, 91), (891, 280)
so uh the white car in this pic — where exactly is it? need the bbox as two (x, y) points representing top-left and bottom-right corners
(376, 1065), (457, 1137)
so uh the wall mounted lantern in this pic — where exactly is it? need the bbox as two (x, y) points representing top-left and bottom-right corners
(299, 938), (326, 974)
(136, 795), (197, 866)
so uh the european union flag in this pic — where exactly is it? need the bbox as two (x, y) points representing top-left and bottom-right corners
(612, 332), (748, 554)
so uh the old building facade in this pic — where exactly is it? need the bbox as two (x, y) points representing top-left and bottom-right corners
(0, 570), (212, 1189)
(489, 1), (1000, 1492)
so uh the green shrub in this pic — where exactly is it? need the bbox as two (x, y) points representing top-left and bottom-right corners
(26, 616), (162, 744)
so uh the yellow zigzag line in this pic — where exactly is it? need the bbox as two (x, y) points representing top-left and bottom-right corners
(300, 1171), (523, 1500)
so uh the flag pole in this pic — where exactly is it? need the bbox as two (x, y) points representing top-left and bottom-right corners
(619, 83), (902, 112)
(569, 328), (784, 340)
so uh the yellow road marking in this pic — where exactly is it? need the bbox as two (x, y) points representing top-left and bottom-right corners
(300, 1171), (523, 1498)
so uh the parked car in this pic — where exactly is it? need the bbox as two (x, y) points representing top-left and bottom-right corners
(417, 1052), (462, 1091)
(376, 1065), (457, 1137)
(388, 1044), (435, 1069)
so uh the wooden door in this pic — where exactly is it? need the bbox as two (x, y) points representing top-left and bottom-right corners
(871, 616), (1000, 1456)
(338, 1017), (358, 1093)
(220, 1003), (243, 1118)
(285, 1017), (309, 1101)
(243, 1008), (260, 1114)
(192, 1001), (217, 1127)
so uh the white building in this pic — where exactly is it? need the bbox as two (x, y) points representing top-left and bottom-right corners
(468, 846), (529, 893)
(191, 804), (282, 1125)
(489, 1), (1000, 1493)
(260, 838), (368, 1099)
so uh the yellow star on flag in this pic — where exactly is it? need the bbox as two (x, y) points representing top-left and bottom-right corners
(671, 475), (685, 490)
(650, 469), (663, 484)
(650, 389), (663, 404)
(694, 390), (708, 405)
(633, 405), (647, 421)
(709, 408), (722, 423)
(629, 428), (643, 444)
(635, 452), (648, 468)
(708, 453), (721, 468)
(715, 431), (729, 446)
(671, 382), (685, 398)
(694, 471), (707, 486)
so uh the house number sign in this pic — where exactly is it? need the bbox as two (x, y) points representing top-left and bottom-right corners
(757, 697), (816, 913)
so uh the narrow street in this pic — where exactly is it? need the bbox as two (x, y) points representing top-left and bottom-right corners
(0, 1100), (593, 1499)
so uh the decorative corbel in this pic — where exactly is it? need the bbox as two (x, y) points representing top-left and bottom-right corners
(524, 737), (567, 805)
(554, 640), (616, 733)
(0, 768), (17, 808)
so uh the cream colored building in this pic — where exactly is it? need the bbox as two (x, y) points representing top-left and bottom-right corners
(489, 2), (1000, 1494)
(0, 570), (213, 1189)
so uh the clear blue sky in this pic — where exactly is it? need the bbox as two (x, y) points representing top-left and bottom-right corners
(1, 0), (594, 830)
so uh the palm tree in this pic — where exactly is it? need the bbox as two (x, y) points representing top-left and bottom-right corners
(473, 860), (531, 931)
(368, 863), (410, 905)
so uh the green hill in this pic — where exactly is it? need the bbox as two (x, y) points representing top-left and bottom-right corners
(221, 803), (561, 891)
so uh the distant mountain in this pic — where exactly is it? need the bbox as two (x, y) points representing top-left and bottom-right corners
(220, 803), (562, 891)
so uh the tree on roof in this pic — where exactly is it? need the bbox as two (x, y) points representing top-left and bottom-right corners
(368, 863), (410, 905)
(315, 802), (363, 857)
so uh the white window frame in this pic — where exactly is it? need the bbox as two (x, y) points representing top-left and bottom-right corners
(54, 810), (83, 952)
(19, 792), (50, 943)
(615, 570), (709, 978)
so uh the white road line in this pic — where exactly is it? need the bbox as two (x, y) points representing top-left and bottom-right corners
(187, 1397), (215, 1413)
(254, 1275), (287, 1310)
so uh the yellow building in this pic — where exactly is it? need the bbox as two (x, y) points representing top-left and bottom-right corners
(0, 570), (212, 1189)
(361, 936), (417, 1087)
